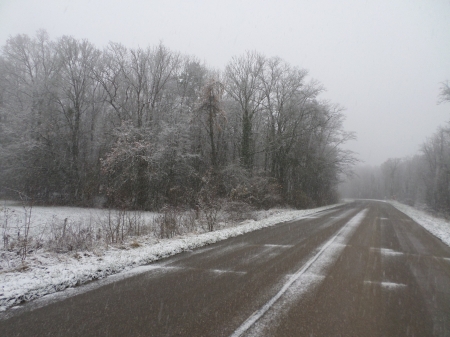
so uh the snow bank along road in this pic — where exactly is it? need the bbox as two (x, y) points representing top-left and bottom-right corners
(1, 200), (450, 336)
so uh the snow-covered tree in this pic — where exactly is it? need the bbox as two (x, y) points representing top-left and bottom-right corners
(0, 31), (356, 210)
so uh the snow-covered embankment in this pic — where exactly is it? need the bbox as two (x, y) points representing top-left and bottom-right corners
(389, 201), (450, 247)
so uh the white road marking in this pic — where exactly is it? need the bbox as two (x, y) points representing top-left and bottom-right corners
(263, 244), (294, 248)
(364, 281), (407, 289)
(210, 269), (246, 275)
(371, 247), (404, 256)
(230, 209), (368, 337)
(381, 282), (407, 289)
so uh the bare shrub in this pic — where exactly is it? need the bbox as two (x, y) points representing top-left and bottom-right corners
(177, 210), (198, 233)
(222, 201), (255, 222)
(130, 240), (141, 248)
(1, 206), (46, 260)
(230, 175), (282, 209)
(96, 208), (151, 245)
(1, 206), (16, 250)
(198, 201), (221, 232)
(6, 193), (35, 261)
(153, 207), (181, 239)
(125, 210), (146, 236)
(47, 218), (95, 253)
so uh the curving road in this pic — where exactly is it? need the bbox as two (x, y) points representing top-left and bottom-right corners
(1, 201), (450, 336)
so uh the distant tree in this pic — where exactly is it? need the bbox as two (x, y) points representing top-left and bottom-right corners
(381, 158), (402, 199)
(421, 125), (450, 213)
(339, 165), (384, 200)
(0, 31), (61, 200)
(439, 81), (450, 104)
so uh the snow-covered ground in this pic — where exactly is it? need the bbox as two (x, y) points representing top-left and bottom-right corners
(0, 202), (344, 312)
(389, 200), (450, 247)
(0, 200), (159, 242)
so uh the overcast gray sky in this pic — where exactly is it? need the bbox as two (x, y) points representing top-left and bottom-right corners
(1, 0), (449, 165)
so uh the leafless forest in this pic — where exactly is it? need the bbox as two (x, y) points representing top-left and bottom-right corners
(0, 30), (356, 211)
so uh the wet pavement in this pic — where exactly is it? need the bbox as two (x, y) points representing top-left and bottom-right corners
(1, 201), (450, 336)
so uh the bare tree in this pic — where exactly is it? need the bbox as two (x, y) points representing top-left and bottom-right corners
(439, 81), (450, 104)
(259, 57), (310, 182)
(421, 126), (450, 213)
(225, 51), (266, 170)
(1, 32), (357, 211)
(0, 31), (60, 199)
(53, 36), (102, 202)
(197, 77), (226, 169)
(381, 158), (402, 199)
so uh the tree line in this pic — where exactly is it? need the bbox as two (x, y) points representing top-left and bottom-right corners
(0, 30), (356, 210)
(341, 82), (450, 215)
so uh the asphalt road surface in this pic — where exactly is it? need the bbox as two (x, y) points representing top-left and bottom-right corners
(1, 200), (450, 336)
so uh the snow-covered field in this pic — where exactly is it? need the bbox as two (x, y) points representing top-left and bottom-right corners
(0, 200), (159, 244)
(389, 200), (450, 247)
(0, 202), (344, 312)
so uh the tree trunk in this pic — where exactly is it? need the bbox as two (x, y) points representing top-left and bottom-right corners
(241, 111), (252, 170)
